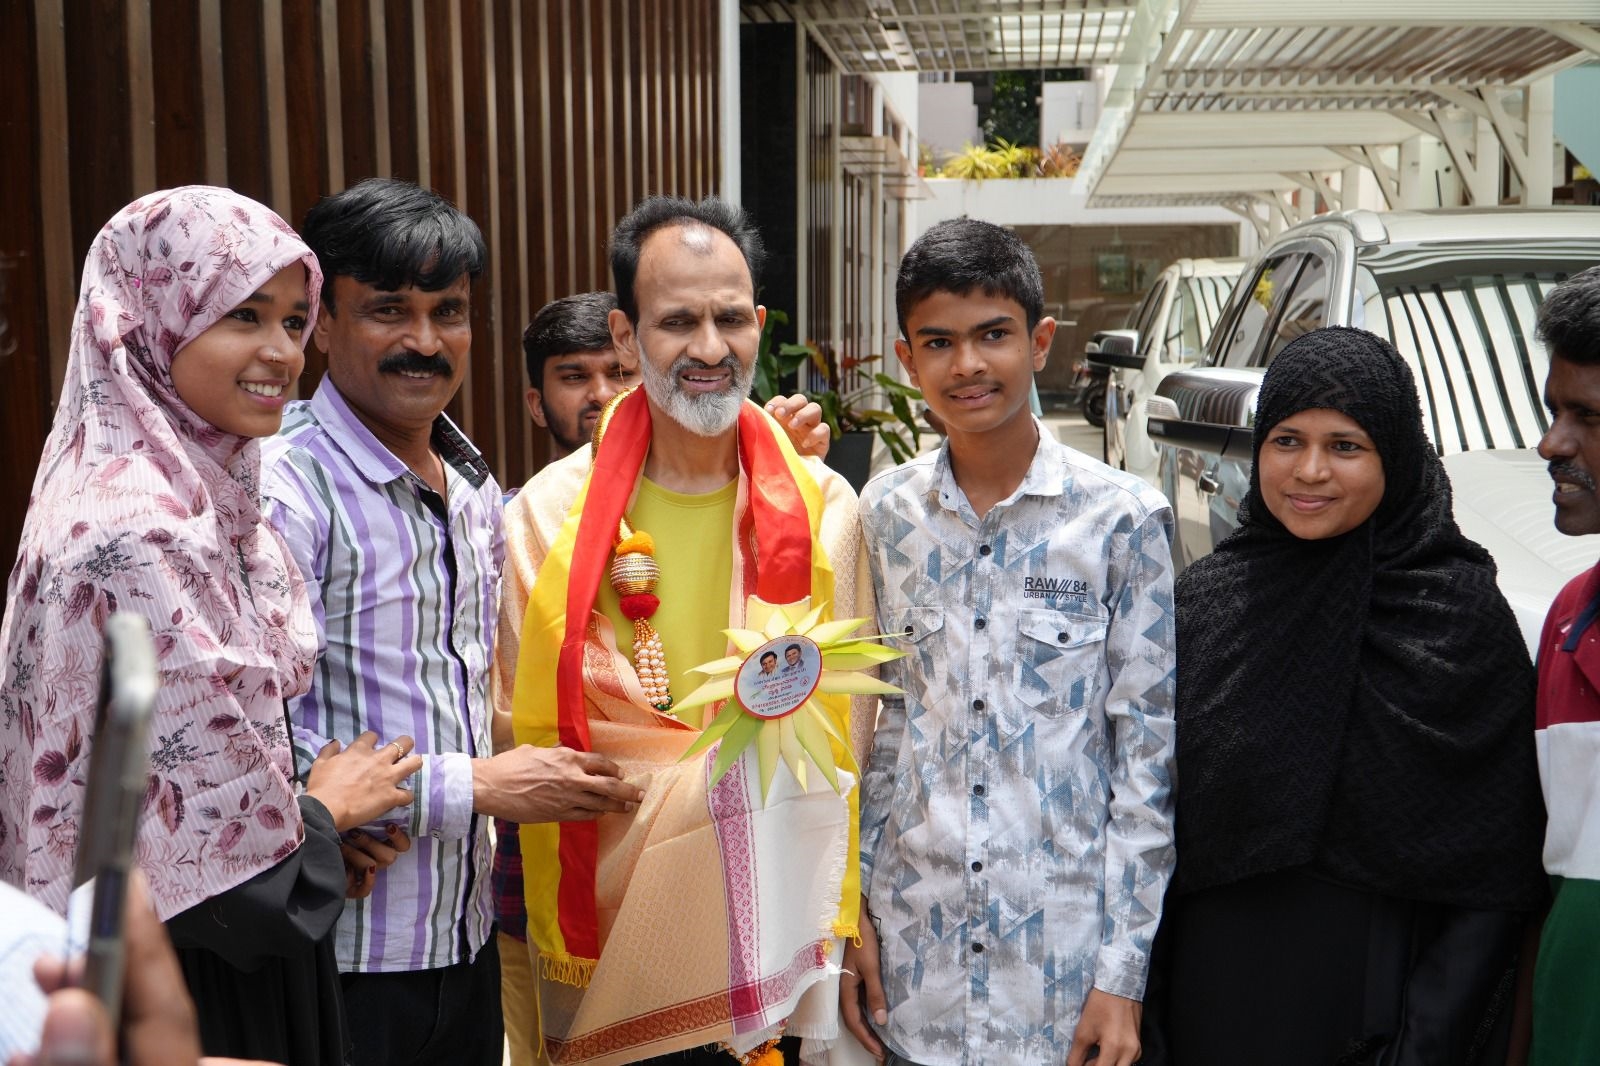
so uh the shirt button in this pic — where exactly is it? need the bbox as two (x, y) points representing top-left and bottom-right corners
(971, 942), (984, 954)
(1058, 632), (1069, 643)
(978, 544), (991, 556)
(972, 699), (985, 711)
(973, 784), (986, 797)
(975, 618), (986, 630)
(904, 625), (914, 637)
(971, 861), (983, 872)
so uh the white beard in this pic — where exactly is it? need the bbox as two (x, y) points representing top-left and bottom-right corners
(636, 340), (752, 438)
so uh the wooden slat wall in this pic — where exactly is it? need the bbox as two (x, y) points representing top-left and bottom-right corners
(0, 0), (721, 573)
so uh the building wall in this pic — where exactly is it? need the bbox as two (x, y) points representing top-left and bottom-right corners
(1, 0), (722, 573)
(916, 81), (979, 162)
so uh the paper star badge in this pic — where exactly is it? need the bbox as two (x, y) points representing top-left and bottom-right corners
(676, 597), (903, 804)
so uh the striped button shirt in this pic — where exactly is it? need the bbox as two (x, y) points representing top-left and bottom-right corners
(261, 379), (502, 974)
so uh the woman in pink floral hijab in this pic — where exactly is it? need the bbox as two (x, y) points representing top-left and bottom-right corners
(0, 186), (420, 1065)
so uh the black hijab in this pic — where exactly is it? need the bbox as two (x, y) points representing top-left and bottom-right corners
(1173, 326), (1546, 910)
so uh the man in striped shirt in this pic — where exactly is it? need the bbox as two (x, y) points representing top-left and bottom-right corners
(262, 178), (643, 1066)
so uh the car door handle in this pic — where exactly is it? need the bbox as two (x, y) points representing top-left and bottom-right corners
(1198, 470), (1221, 495)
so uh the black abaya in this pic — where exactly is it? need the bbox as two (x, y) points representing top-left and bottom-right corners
(166, 795), (348, 1066)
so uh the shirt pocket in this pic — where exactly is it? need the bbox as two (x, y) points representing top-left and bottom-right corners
(1012, 607), (1107, 718)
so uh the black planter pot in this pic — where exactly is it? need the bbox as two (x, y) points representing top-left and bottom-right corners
(823, 430), (875, 492)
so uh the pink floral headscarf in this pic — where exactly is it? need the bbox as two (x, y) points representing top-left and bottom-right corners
(0, 186), (322, 920)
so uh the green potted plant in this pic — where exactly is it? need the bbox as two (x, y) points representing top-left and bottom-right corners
(752, 310), (924, 490)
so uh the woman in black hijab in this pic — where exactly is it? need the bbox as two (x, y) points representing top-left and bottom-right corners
(1148, 327), (1547, 1065)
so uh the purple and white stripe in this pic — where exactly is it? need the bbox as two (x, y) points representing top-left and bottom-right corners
(261, 379), (501, 974)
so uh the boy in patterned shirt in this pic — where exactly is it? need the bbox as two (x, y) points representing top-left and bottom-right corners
(839, 220), (1177, 1066)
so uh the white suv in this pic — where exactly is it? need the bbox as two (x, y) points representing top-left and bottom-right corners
(1099, 257), (1244, 487)
(1147, 207), (1600, 649)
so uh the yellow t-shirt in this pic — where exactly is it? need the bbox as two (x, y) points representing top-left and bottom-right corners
(598, 476), (736, 727)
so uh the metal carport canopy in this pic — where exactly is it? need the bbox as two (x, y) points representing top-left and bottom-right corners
(1077, 0), (1600, 208)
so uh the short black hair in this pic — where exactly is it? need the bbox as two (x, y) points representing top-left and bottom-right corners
(760, 651), (778, 663)
(301, 177), (486, 312)
(895, 218), (1044, 337)
(522, 292), (618, 386)
(785, 643), (802, 655)
(1538, 266), (1600, 366)
(608, 196), (764, 322)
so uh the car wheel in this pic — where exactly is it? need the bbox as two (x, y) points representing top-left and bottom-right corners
(1083, 383), (1107, 428)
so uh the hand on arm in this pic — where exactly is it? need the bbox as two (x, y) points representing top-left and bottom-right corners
(765, 394), (831, 460)
(839, 895), (888, 1062)
(472, 744), (644, 823)
(304, 731), (424, 832)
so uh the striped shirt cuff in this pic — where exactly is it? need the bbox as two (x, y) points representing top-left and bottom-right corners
(419, 751), (476, 841)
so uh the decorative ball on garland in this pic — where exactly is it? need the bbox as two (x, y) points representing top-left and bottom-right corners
(610, 527), (672, 711)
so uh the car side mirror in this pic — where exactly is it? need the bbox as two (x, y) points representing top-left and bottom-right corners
(1145, 395), (1255, 460)
(1086, 329), (1144, 372)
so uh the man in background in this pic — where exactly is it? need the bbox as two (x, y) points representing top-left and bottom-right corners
(1531, 265), (1600, 1065)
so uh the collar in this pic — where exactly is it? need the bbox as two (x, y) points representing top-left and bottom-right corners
(925, 417), (1065, 513)
(1562, 563), (1600, 653)
(309, 377), (490, 491)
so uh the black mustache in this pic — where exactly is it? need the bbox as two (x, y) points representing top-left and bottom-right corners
(1550, 461), (1597, 491)
(378, 351), (450, 376)
(670, 355), (741, 375)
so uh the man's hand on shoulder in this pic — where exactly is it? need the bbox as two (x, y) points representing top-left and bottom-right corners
(472, 744), (644, 823)
(765, 394), (831, 460)
(1066, 988), (1141, 1066)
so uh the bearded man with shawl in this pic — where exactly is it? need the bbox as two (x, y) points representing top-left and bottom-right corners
(1142, 327), (1547, 1065)
(0, 187), (422, 1065)
(495, 197), (873, 1065)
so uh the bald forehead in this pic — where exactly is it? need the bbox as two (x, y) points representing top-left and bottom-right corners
(634, 223), (754, 300)
(640, 221), (735, 261)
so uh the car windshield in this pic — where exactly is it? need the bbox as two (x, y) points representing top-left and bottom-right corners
(1352, 242), (1600, 455)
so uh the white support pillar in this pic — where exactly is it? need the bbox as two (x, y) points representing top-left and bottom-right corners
(718, 0), (742, 203)
(1470, 116), (1501, 206)
(1398, 135), (1428, 209)
(1340, 165), (1364, 210)
(1227, 200), (1269, 248)
(1347, 145), (1399, 208)
(1525, 77), (1555, 206)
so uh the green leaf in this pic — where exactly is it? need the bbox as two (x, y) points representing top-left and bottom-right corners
(688, 656), (745, 678)
(723, 628), (769, 654)
(678, 704), (744, 762)
(755, 717), (780, 801)
(817, 673), (903, 695)
(791, 602), (825, 635)
(805, 617), (872, 645)
(878, 427), (911, 465)
(872, 372), (922, 399)
(792, 707), (841, 792)
(819, 638), (903, 659)
(674, 676), (737, 712)
(708, 712), (764, 790)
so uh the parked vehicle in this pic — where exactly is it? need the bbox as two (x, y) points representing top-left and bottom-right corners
(1069, 356), (1112, 429)
(1095, 258), (1245, 487)
(1146, 208), (1600, 649)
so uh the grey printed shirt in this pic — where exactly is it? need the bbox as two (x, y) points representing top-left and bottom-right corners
(857, 424), (1177, 1066)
